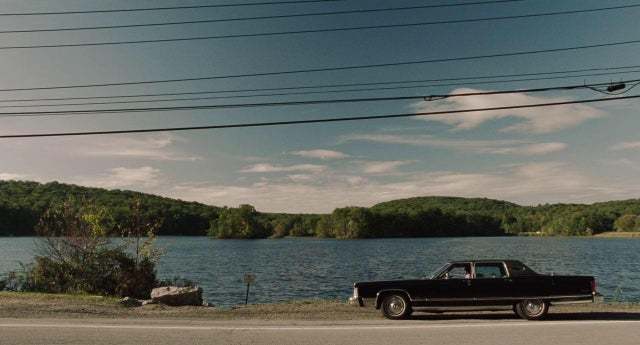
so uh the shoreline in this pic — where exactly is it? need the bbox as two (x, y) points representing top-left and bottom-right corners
(1, 292), (639, 321)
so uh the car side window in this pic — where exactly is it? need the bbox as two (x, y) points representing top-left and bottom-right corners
(474, 263), (507, 279)
(441, 263), (472, 279)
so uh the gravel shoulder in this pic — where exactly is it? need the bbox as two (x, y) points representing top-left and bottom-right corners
(1, 292), (639, 321)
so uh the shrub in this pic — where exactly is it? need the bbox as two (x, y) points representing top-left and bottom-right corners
(15, 198), (161, 298)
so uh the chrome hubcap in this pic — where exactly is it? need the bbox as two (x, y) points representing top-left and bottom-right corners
(385, 296), (406, 316)
(524, 300), (544, 316)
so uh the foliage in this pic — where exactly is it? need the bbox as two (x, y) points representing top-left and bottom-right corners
(208, 205), (268, 239)
(0, 180), (217, 236)
(4, 180), (640, 240)
(614, 214), (640, 232)
(10, 199), (160, 299)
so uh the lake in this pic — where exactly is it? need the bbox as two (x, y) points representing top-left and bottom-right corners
(1, 237), (639, 306)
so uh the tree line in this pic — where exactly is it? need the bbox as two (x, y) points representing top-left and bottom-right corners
(3, 181), (640, 239)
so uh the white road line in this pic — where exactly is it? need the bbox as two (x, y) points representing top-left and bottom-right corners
(0, 320), (639, 331)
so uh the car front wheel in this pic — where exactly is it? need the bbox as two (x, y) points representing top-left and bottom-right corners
(516, 299), (549, 320)
(381, 294), (412, 320)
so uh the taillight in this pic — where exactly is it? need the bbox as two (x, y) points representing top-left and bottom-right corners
(591, 279), (597, 293)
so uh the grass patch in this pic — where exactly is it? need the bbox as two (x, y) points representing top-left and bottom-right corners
(1, 292), (639, 321)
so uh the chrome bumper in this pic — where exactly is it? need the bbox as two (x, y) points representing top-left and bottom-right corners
(348, 296), (364, 307)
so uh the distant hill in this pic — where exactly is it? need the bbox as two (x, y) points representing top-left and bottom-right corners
(2, 180), (640, 238)
(371, 196), (520, 215)
(0, 180), (218, 236)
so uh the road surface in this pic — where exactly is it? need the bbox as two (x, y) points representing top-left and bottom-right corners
(1, 317), (639, 345)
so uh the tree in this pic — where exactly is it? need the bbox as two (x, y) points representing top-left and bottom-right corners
(614, 214), (640, 232)
(208, 204), (267, 239)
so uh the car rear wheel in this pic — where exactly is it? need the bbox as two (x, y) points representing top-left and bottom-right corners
(381, 294), (412, 320)
(516, 299), (549, 320)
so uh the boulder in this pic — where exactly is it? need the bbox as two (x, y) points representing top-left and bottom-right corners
(150, 286), (203, 306)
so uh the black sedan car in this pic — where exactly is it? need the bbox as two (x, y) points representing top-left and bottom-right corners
(349, 260), (600, 320)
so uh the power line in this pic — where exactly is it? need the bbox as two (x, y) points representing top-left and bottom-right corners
(0, 37), (638, 88)
(0, 77), (638, 112)
(1, 94), (637, 138)
(0, 0), (345, 16)
(3, 1), (633, 35)
(1, 5), (638, 49)
(1, 63), (639, 97)
(2, 68), (639, 108)
(0, 1), (531, 33)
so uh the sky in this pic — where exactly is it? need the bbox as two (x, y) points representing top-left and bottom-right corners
(1, 0), (640, 213)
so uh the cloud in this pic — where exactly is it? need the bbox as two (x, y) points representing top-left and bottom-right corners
(166, 161), (624, 213)
(75, 167), (162, 189)
(412, 88), (604, 133)
(343, 134), (567, 156)
(611, 141), (640, 151)
(361, 161), (413, 174)
(489, 142), (567, 155)
(0, 172), (27, 180)
(240, 163), (326, 173)
(290, 149), (349, 160)
(74, 133), (201, 161)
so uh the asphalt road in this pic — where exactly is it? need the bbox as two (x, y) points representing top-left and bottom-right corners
(1, 317), (639, 345)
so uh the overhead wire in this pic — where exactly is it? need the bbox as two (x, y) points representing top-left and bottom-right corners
(1, 69), (640, 108)
(1, 6), (639, 49)
(0, 63), (639, 98)
(0, 2), (633, 35)
(0, 0), (347, 16)
(0, 79), (636, 116)
(0, 94), (638, 138)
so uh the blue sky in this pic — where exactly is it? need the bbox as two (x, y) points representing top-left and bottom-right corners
(1, 0), (640, 212)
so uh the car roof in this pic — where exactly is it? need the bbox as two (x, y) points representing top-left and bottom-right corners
(449, 260), (522, 265)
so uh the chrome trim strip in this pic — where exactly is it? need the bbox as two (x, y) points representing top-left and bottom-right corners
(426, 294), (594, 302)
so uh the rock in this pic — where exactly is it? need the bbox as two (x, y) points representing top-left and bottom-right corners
(150, 286), (203, 306)
(120, 297), (143, 307)
(141, 299), (155, 306)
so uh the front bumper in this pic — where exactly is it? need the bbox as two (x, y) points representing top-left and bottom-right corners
(348, 296), (364, 307)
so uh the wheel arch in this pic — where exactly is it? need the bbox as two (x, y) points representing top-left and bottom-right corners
(375, 289), (412, 309)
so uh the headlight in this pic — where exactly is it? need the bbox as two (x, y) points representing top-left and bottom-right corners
(353, 287), (359, 298)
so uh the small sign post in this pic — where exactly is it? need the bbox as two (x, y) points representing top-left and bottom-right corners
(243, 273), (256, 305)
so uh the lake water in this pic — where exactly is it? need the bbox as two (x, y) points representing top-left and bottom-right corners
(1, 237), (639, 306)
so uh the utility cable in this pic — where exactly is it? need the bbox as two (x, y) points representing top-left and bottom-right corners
(0, 0), (346, 16)
(0, 94), (637, 138)
(0, 2), (632, 35)
(0, 79), (636, 116)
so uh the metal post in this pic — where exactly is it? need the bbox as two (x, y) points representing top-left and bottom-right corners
(245, 282), (250, 305)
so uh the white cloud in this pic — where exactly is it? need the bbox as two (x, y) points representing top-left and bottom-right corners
(290, 149), (349, 160)
(489, 142), (567, 155)
(0, 172), (27, 180)
(240, 163), (326, 173)
(166, 162), (628, 213)
(75, 167), (162, 189)
(412, 88), (604, 133)
(74, 133), (201, 161)
(611, 141), (640, 151)
(343, 134), (567, 156)
(361, 161), (413, 174)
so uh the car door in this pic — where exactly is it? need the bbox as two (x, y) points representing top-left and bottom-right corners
(471, 262), (512, 306)
(427, 263), (474, 306)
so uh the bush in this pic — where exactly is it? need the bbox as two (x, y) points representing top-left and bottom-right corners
(14, 198), (161, 299)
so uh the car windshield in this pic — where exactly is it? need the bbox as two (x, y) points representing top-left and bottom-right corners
(429, 264), (450, 279)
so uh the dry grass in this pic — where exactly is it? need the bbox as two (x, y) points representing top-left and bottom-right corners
(1, 292), (639, 321)
(594, 232), (640, 238)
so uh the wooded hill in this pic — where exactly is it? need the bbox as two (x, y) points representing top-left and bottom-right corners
(2, 180), (640, 238)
